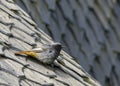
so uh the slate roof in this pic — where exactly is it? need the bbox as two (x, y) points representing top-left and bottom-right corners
(0, 0), (101, 86)
(15, 0), (120, 86)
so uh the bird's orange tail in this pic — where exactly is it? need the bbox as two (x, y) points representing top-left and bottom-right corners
(15, 51), (38, 58)
(15, 51), (31, 55)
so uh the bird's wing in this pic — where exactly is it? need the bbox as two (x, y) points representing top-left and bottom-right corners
(32, 47), (46, 52)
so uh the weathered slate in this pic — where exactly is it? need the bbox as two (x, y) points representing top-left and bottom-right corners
(15, 0), (120, 86)
(0, 0), (101, 86)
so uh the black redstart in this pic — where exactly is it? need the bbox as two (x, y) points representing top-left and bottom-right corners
(15, 43), (62, 64)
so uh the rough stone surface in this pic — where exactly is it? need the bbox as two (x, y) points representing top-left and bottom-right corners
(0, 0), (100, 86)
(15, 0), (120, 86)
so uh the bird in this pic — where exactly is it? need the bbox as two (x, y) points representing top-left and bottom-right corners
(15, 43), (62, 64)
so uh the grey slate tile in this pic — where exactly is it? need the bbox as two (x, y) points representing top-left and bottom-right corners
(110, 16), (120, 41)
(92, 60), (105, 86)
(59, 0), (74, 22)
(75, 6), (87, 29)
(105, 40), (116, 65)
(99, 50), (112, 77)
(69, 0), (79, 10)
(113, 3), (120, 22)
(93, 4), (110, 31)
(26, 59), (57, 77)
(80, 36), (95, 67)
(114, 57), (120, 81)
(55, 69), (85, 86)
(106, 28), (120, 52)
(86, 11), (105, 44)
(97, 0), (111, 18)
(38, 0), (51, 24)
(74, 7), (102, 55)
(0, 59), (24, 77)
(24, 68), (53, 85)
(0, 71), (19, 86)
(0, 45), (4, 55)
(19, 80), (30, 86)
(0, 24), (11, 34)
(45, 0), (56, 11)
(11, 28), (36, 45)
(0, 78), (9, 86)
(78, 0), (89, 15)
(62, 27), (80, 58)
(53, 6), (67, 35)
(0, 33), (9, 46)
(0, 4), (21, 21)
(86, 0), (94, 8)
(48, 16), (61, 41)
(9, 38), (31, 51)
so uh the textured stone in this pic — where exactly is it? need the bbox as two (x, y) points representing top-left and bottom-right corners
(15, 0), (120, 86)
(0, 0), (101, 86)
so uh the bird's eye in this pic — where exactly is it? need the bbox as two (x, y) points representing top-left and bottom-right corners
(49, 50), (52, 53)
